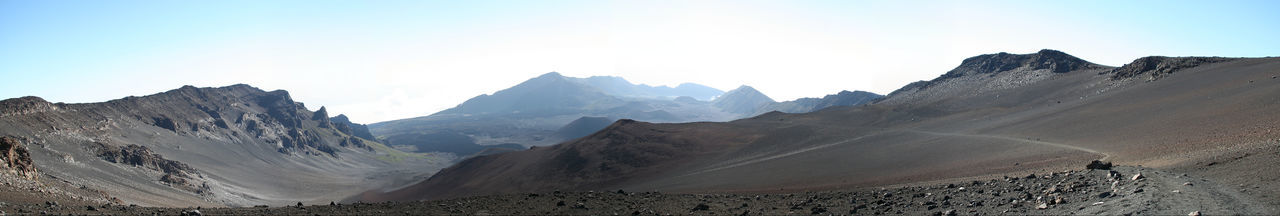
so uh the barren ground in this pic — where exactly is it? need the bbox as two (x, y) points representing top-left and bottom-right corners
(4, 165), (1271, 215)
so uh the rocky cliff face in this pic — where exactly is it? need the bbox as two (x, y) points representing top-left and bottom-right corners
(0, 84), (437, 207)
(104, 85), (365, 156)
(330, 114), (376, 141)
(91, 142), (208, 194)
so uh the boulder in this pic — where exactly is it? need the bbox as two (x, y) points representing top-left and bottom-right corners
(691, 203), (710, 211)
(0, 136), (38, 180)
(1086, 160), (1112, 170)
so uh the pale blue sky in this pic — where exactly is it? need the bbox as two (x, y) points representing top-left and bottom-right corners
(3, 0), (1277, 123)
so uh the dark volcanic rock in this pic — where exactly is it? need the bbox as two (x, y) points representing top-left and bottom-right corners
(943, 49), (1105, 78)
(0, 96), (56, 117)
(92, 143), (195, 174)
(886, 49), (1108, 96)
(1086, 160), (1113, 170)
(339, 136), (374, 151)
(1109, 56), (1235, 80)
(311, 106), (331, 127)
(0, 136), (38, 180)
(257, 90), (306, 128)
(330, 114), (376, 141)
(152, 116), (178, 132)
(91, 142), (203, 191)
(880, 49), (1111, 99)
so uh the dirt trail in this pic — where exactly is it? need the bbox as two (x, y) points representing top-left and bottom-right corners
(1076, 166), (1271, 215)
(683, 132), (881, 176)
(686, 128), (1110, 177)
(900, 129), (1112, 161)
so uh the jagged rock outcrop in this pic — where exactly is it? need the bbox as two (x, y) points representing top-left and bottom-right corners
(91, 142), (208, 194)
(330, 114), (376, 141)
(942, 49), (1105, 78)
(339, 136), (373, 151)
(283, 128), (336, 156)
(0, 136), (38, 180)
(1108, 56), (1236, 80)
(256, 90), (306, 128)
(880, 49), (1112, 107)
(898, 49), (1107, 93)
(0, 96), (57, 118)
(312, 106), (331, 127)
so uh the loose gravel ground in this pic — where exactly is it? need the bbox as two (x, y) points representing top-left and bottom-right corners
(1, 165), (1266, 215)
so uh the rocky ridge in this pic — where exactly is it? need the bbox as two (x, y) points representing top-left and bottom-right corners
(330, 114), (376, 141)
(889, 49), (1109, 96)
(1108, 56), (1237, 80)
(878, 49), (1115, 107)
(0, 84), (435, 207)
(942, 49), (1106, 78)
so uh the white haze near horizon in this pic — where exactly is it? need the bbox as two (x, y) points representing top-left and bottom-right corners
(2, 1), (1277, 123)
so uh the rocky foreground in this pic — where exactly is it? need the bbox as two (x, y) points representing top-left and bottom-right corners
(1, 163), (1265, 215)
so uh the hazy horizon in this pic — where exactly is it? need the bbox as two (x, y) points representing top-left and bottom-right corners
(3, 0), (1278, 123)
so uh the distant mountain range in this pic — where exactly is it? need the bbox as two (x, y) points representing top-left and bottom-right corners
(360, 49), (1280, 202)
(575, 76), (724, 101)
(3, 49), (1277, 209)
(368, 72), (881, 157)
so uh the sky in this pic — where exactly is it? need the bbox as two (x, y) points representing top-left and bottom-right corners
(2, 0), (1278, 123)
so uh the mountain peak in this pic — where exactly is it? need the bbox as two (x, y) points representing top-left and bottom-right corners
(713, 85), (775, 114)
(942, 49), (1105, 78)
(725, 85), (764, 95)
(332, 114), (351, 123)
(536, 71), (566, 80)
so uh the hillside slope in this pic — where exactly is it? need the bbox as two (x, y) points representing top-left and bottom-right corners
(0, 85), (448, 207)
(364, 50), (1280, 210)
